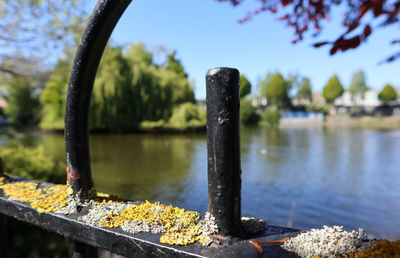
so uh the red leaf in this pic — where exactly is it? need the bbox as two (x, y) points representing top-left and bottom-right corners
(330, 46), (338, 55)
(391, 39), (400, 44)
(358, 2), (370, 19)
(269, 6), (277, 13)
(281, 0), (292, 7)
(373, 2), (383, 16)
(313, 41), (330, 48)
(277, 14), (290, 21)
(345, 22), (359, 34)
(363, 24), (372, 38)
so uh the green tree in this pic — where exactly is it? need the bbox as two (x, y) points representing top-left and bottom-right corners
(297, 77), (313, 103)
(5, 76), (40, 126)
(41, 42), (197, 130)
(323, 75), (344, 103)
(259, 72), (290, 107)
(348, 70), (367, 98)
(166, 51), (188, 79)
(40, 59), (71, 129)
(378, 84), (397, 103)
(240, 75), (251, 98)
(91, 46), (134, 128)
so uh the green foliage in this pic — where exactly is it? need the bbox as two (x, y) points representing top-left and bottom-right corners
(260, 108), (280, 127)
(378, 84), (397, 102)
(240, 99), (259, 124)
(322, 75), (344, 103)
(1, 144), (71, 257)
(166, 51), (188, 79)
(4, 76), (40, 126)
(168, 102), (206, 128)
(259, 72), (290, 107)
(41, 43), (197, 130)
(140, 119), (166, 129)
(297, 77), (312, 101)
(125, 42), (153, 66)
(90, 46), (135, 128)
(240, 75), (251, 98)
(0, 144), (65, 184)
(349, 70), (367, 97)
(40, 59), (70, 129)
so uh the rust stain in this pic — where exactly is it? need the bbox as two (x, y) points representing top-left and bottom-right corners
(66, 153), (80, 182)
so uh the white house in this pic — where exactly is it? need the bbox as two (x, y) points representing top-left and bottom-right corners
(334, 90), (380, 109)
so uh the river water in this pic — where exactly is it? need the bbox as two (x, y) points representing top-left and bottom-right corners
(5, 126), (400, 240)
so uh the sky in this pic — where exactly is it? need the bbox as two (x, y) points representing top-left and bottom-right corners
(86, 0), (400, 100)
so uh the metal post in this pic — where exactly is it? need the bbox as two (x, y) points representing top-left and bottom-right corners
(206, 67), (242, 237)
(65, 0), (132, 199)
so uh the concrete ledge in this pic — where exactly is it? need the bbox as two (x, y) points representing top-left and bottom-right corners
(0, 178), (300, 257)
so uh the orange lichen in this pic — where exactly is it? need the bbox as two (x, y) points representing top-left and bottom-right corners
(350, 240), (400, 257)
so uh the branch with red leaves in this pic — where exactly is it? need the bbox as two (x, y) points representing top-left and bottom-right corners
(216, 0), (400, 62)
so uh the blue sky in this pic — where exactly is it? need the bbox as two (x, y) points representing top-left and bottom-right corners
(87, 0), (400, 100)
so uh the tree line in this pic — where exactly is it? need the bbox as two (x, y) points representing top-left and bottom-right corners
(254, 70), (398, 107)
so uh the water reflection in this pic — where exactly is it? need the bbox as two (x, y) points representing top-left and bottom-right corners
(6, 126), (400, 240)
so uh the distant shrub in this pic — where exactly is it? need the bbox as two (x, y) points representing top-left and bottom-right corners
(240, 99), (260, 125)
(307, 104), (330, 115)
(140, 119), (166, 129)
(260, 108), (280, 127)
(168, 102), (206, 128)
(0, 144), (65, 184)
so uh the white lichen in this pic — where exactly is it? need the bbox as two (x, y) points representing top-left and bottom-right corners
(121, 220), (164, 234)
(197, 212), (219, 246)
(78, 202), (128, 227)
(282, 225), (369, 258)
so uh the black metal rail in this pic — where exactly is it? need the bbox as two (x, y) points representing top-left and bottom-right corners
(0, 178), (300, 257)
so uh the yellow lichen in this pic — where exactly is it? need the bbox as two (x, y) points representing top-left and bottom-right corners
(94, 192), (123, 205)
(0, 176), (10, 185)
(0, 182), (72, 213)
(100, 200), (206, 246)
(0, 181), (217, 247)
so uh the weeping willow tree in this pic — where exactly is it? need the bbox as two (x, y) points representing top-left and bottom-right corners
(40, 59), (70, 129)
(90, 46), (134, 128)
(40, 42), (196, 130)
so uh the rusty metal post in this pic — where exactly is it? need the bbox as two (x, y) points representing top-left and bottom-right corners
(65, 0), (131, 199)
(206, 67), (242, 237)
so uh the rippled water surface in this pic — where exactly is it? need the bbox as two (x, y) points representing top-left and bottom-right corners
(9, 126), (400, 239)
